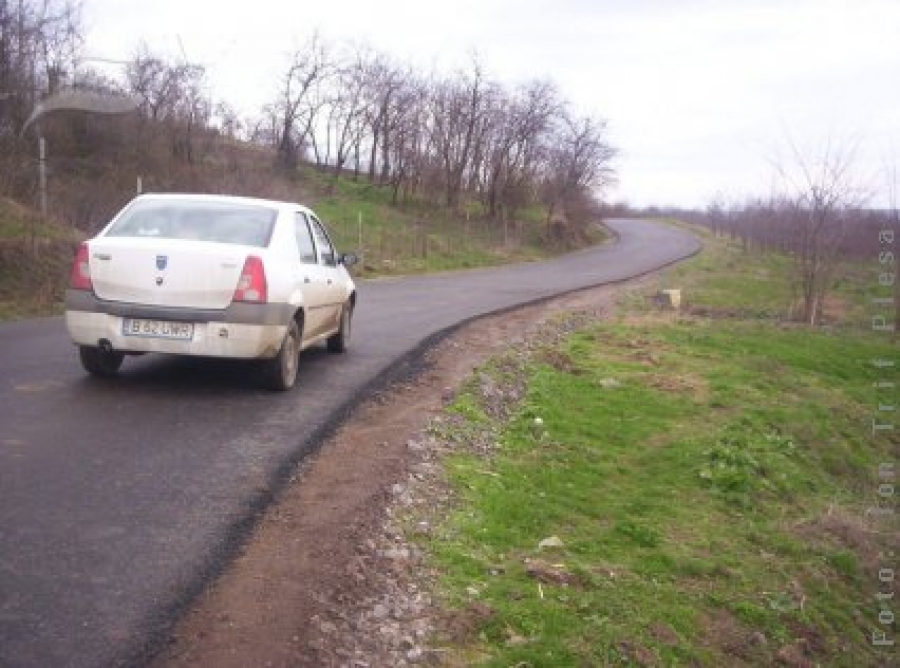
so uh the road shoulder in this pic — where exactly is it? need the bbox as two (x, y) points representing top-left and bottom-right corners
(154, 277), (650, 667)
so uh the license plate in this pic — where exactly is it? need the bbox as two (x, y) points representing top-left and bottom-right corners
(122, 318), (194, 340)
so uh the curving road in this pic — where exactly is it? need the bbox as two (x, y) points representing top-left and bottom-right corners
(0, 219), (700, 667)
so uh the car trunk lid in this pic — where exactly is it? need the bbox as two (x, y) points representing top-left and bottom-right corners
(88, 237), (249, 310)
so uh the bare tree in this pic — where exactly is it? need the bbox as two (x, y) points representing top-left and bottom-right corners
(35, 0), (80, 93)
(273, 33), (331, 170)
(169, 64), (209, 164)
(429, 59), (486, 210)
(541, 113), (617, 231)
(126, 45), (210, 163)
(772, 137), (869, 324)
(324, 44), (369, 177)
(479, 79), (559, 224)
(212, 100), (242, 140)
(0, 0), (82, 195)
(359, 54), (404, 184)
(385, 77), (428, 204)
(127, 47), (177, 122)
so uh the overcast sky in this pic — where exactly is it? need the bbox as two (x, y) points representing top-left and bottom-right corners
(82, 0), (900, 209)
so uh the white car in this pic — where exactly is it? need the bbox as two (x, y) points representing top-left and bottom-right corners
(65, 193), (357, 390)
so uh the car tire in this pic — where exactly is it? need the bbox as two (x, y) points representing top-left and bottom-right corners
(79, 345), (124, 377)
(262, 319), (301, 391)
(327, 302), (352, 353)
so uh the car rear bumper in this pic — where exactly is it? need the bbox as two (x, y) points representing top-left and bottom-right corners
(65, 290), (293, 359)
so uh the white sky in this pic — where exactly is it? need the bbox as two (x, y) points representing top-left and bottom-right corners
(82, 0), (900, 209)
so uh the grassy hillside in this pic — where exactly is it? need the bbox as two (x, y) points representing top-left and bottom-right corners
(299, 166), (606, 275)
(0, 198), (76, 319)
(407, 225), (897, 666)
(0, 167), (606, 321)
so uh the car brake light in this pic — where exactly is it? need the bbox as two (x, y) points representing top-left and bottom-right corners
(233, 255), (268, 303)
(69, 242), (93, 291)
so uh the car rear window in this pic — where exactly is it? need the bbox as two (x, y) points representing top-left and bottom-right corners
(105, 200), (278, 247)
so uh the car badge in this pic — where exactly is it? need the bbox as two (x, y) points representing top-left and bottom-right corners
(156, 255), (168, 270)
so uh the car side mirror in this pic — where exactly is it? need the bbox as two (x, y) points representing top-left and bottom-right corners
(339, 252), (359, 267)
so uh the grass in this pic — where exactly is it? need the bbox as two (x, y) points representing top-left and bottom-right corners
(414, 225), (897, 666)
(0, 197), (76, 319)
(298, 165), (605, 276)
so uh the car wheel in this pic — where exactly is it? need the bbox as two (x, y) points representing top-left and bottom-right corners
(327, 302), (352, 353)
(262, 319), (301, 391)
(79, 345), (124, 377)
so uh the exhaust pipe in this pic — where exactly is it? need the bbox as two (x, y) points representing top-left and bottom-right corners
(98, 339), (114, 355)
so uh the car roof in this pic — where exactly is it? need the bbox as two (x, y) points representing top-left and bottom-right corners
(131, 193), (312, 214)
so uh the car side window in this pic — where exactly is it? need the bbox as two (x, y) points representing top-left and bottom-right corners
(294, 213), (317, 264)
(309, 215), (336, 266)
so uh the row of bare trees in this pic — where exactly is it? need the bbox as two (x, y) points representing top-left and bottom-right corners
(2, 6), (616, 235)
(256, 35), (617, 227)
(686, 141), (897, 325)
(125, 45), (223, 165)
(1, 0), (269, 225)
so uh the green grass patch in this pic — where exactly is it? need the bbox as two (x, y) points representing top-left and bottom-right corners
(414, 221), (899, 664)
(423, 291), (896, 665)
(297, 166), (606, 277)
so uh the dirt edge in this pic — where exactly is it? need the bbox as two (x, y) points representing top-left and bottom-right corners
(151, 275), (658, 667)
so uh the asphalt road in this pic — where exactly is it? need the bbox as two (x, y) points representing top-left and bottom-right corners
(0, 219), (700, 667)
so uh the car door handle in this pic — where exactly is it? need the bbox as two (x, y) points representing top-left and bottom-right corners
(304, 277), (311, 284)
(327, 279), (332, 285)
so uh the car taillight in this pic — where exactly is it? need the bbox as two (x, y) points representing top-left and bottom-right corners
(233, 255), (268, 303)
(69, 242), (93, 291)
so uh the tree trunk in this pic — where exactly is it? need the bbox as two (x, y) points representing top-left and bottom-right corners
(368, 126), (379, 182)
